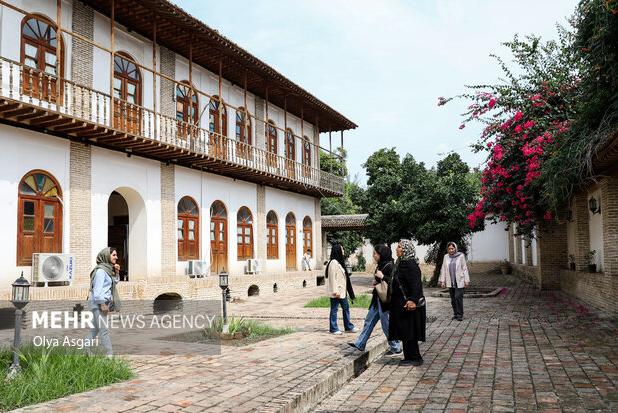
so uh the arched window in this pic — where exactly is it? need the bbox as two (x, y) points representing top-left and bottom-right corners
(285, 128), (296, 161)
(17, 170), (63, 265)
(303, 216), (313, 255)
(176, 81), (198, 139)
(113, 52), (141, 134)
(237, 207), (254, 260)
(177, 196), (199, 261)
(21, 15), (63, 101)
(285, 212), (296, 270)
(266, 120), (278, 167)
(210, 201), (228, 274)
(266, 211), (278, 259)
(302, 136), (312, 177)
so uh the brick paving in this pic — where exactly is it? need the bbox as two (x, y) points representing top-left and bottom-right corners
(315, 274), (618, 412)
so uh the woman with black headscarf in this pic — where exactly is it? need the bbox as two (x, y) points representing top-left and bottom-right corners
(389, 239), (426, 366)
(325, 243), (357, 335)
(348, 244), (401, 354)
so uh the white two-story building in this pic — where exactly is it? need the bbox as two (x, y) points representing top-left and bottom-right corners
(0, 0), (356, 299)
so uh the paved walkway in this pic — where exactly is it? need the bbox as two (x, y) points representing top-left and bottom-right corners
(11, 276), (384, 413)
(316, 274), (618, 412)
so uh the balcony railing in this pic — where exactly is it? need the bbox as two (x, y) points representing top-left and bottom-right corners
(0, 57), (345, 196)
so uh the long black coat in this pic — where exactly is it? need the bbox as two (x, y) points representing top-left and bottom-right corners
(371, 260), (394, 312)
(388, 259), (426, 342)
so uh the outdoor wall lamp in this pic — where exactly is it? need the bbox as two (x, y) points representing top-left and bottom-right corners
(8, 272), (30, 378)
(218, 270), (229, 329)
(588, 197), (601, 214)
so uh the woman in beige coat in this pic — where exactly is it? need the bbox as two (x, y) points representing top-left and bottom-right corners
(326, 244), (357, 335)
(438, 242), (470, 321)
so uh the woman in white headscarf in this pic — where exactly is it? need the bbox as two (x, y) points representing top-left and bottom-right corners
(438, 242), (470, 321)
(388, 239), (426, 366)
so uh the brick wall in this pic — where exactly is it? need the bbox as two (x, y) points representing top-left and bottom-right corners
(314, 198), (323, 269)
(256, 185), (266, 262)
(160, 164), (176, 276)
(468, 261), (501, 274)
(69, 142), (92, 284)
(601, 175), (618, 274)
(536, 220), (567, 290)
(512, 263), (539, 285)
(71, 1), (94, 118)
(159, 47), (175, 118)
(573, 192), (591, 271)
(561, 269), (618, 315)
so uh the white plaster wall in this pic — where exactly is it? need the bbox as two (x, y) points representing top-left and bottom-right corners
(467, 221), (509, 262)
(264, 187), (315, 273)
(0, 125), (70, 286)
(175, 166), (258, 276)
(91, 147), (161, 279)
(531, 235), (538, 266)
(588, 188), (603, 271)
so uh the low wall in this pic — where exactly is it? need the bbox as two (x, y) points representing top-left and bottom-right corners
(560, 270), (618, 315)
(468, 261), (501, 274)
(0, 271), (320, 303)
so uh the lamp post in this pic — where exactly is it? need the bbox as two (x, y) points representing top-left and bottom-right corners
(218, 270), (229, 333)
(9, 272), (30, 378)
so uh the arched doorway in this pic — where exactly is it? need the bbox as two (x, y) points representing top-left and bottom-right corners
(107, 187), (147, 280)
(285, 212), (296, 271)
(210, 200), (228, 274)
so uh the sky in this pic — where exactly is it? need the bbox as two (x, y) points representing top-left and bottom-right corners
(173, 0), (579, 184)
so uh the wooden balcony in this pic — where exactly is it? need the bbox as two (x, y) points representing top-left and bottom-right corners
(0, 57), (344, 197)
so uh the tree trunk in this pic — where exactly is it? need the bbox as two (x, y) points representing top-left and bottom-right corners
(427, 241), (448, 287)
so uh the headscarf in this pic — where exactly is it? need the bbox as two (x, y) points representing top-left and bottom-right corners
(374, 244), (393, 270)
(90, 247), (115, 279)
(447, 241), (463, 258)
(399, 239), (417, 261)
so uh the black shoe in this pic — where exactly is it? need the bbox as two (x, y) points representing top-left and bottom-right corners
(399, 360), (414, 366)
(385, 349), (402, 356)
(452, 316), (457, 320)
(411, 358), (424, 366)
(456, 317), (463, 321)
(348, 342), (361, 351)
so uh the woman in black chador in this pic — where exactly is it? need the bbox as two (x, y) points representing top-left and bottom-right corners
(388, 239), (426, 366)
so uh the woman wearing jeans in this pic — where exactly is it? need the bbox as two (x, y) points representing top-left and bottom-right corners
(326, 244), (358, 335)
(348, 244), (401, 354)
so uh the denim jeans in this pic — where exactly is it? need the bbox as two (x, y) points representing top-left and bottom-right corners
(329, 297), (354, 333)
(86, 307), (113, 356)
(355, 299), (401, 352)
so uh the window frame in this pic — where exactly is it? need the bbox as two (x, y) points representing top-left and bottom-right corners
(266, 210), (279, 259)
(236, 206), (254, 261)
(177, 196), (200, 261)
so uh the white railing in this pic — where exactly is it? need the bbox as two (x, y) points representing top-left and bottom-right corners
(0, 57), (344, 195)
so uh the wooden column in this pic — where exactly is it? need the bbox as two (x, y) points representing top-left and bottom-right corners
(109, 0), (115, 127)
(152, 14), (157, 139)
(56, 0), (62, 106)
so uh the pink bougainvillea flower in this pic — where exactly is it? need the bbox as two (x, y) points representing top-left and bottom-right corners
(513, 111), (523, 122)
(459, 124), (465, 130)
(488, 98), (496, 108)
(543, 211), (553, 221)
(523, 120), (535, 129)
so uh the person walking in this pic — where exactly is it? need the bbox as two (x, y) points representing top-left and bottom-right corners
(86, 247), (121, 357)
(389, 239), (426, 366)
(326, 243), (358, 335)
(438, 242), (470, 321)
(348, 244), (401, 354)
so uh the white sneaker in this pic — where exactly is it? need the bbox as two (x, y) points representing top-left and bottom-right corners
(345, 327), (359, 333)
(331, 330), (343, 335)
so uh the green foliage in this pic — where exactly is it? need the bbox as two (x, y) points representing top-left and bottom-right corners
(353, 253), (367, 272)
(304, 294), (372, 308)
(321, 180), (365, 258)
(362, 151), (480, 285)
(205, 317), (295, 339)
(0, 346), (133, 411)
(320, 147), (348, 178)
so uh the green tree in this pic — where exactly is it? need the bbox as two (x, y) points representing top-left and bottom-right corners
(320, 147), (348, 178)
(321, 180), (365, 259)
(363, 150), (480, 285)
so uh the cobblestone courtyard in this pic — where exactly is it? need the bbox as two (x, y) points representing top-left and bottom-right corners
(9, 273), (618, 413)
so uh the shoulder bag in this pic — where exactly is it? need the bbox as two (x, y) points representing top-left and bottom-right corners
(375, 262), (393, 303)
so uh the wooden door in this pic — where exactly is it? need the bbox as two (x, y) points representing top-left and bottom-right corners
(235, 109), (253, 160)
(208, 99), (228, 159)
(267, 223), (278, 259)
(210, 217), (227, 274)
(178, 216), (199, 260)
(285, 130), (296, 179)
(113, 54), (141, 135)
(285, 223), (296, 271)
(266, 122), (278, 168)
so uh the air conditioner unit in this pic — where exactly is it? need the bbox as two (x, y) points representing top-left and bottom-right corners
(187, 260), (209, 278)
(32, 253), (74, 285)
(245, 259), (261, 274)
